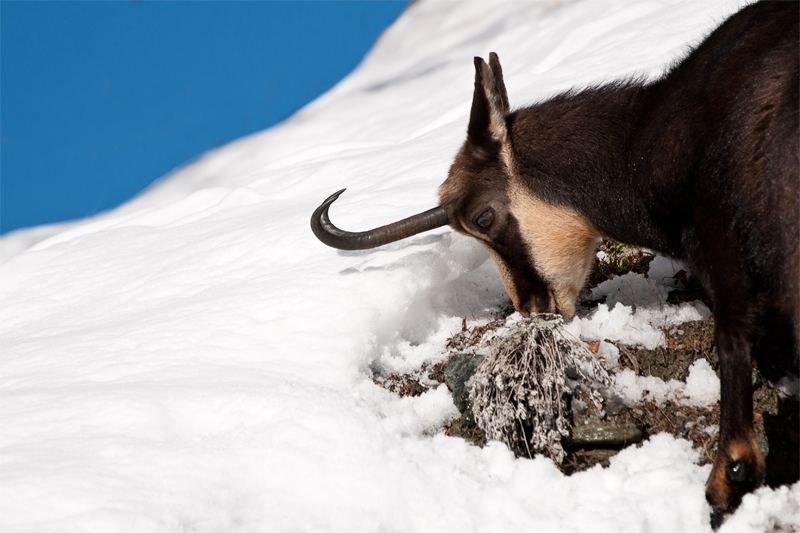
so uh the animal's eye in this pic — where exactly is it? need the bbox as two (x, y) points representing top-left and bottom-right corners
(476, 209), (495, 229)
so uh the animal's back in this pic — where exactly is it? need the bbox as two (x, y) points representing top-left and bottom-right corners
(641, 1), (798, 303)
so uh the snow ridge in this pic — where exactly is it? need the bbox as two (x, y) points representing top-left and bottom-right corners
(2, 1), (796, 532)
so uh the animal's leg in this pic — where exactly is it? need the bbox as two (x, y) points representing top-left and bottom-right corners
(705, 312), (766, 527)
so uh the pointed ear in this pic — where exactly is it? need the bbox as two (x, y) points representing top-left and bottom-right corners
(467, 55), (509, 151)
(489, 52), (509, 114)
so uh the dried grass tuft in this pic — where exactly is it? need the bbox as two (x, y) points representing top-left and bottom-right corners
(470, 314), (610, 463)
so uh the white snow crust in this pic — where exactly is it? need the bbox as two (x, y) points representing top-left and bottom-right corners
(565, 256), (712, 350)
(612, 359), (720, 408)
(2, 1), (797, 531)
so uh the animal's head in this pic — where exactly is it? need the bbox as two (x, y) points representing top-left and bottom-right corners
(311, 54), (599, 318)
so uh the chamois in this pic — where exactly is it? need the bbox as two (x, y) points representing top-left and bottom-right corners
(311, 1), (799, 524)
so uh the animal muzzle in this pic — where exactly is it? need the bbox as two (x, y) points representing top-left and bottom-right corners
(517, 292), (558, 318)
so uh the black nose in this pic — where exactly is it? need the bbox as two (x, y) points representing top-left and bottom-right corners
(516, 298), (534, 317)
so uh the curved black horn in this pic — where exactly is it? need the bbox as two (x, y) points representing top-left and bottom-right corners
(311, 189), (450, 251)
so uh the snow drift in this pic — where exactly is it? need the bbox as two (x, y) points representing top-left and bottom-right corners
(2, 1), (797, 532)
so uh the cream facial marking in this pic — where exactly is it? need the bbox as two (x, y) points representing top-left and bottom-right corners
(508, 177), (600, 318)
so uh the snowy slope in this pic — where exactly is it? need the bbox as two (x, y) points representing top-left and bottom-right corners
(2, 1), (798, 532)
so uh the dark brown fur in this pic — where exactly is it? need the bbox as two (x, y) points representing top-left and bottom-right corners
(439, 1), (798, 525)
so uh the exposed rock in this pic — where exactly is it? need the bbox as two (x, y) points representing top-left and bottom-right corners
(568, 409), (643, 447)
(444, 353), (485, 424)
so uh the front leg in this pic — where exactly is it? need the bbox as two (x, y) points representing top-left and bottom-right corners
(705, 313), (766, 528)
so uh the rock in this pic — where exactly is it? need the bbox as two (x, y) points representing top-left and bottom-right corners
(444, 353), (485, 424)
(568, 415), (643, 447)
(568, 397), (644, 447)
(569, 448), (618, 471)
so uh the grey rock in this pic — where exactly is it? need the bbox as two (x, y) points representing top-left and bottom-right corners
(568, 402), (644, 447)
(445, 353), (485, 424)
(568, 417), (643, 447)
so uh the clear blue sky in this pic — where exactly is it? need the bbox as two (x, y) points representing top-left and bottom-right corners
(1, 1), (408, 234)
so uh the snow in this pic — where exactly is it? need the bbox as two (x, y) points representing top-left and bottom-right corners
(614, 368), (684, 406)
(1, 0), (797, 531)
(564, 256), (713, 350)
(612, 359), (720, 408)
(683, 359), (722, 409)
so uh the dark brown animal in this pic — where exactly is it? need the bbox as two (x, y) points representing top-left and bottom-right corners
(312, 1), (799, 525)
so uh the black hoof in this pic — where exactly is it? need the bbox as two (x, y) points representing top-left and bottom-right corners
(710, 507), (726, 530)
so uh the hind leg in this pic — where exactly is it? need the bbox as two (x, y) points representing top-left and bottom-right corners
(705, 311), (766, 528)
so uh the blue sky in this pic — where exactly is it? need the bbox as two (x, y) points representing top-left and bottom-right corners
(1, 1), (408, 234)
